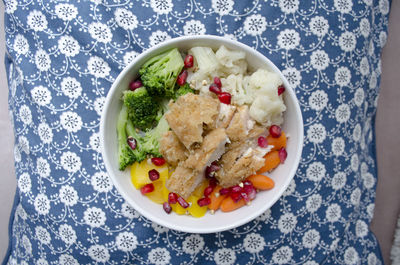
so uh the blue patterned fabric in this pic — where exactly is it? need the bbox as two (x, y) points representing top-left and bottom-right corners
(3, 0), (391, 264)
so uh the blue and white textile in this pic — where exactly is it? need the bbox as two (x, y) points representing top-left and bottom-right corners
(3, 0), (391, 264)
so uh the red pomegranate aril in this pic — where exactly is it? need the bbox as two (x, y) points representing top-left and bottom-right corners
(197, 197), (211, 207)
(209, 83), (222, 95)
(177, 196), (190, 208)
(205, 162), (220, 178)
(168, 192), (178, 204)
(177, 70), (188, 86)
(209, 177), (218, 188)
(231, 185), (242, 193)
(204, 186), (214, 197)
(151, 157), (166, 166)
(241, 192), (250, 202)
(258, 136), (268, 148)
(140, 183), (154, 195)
(278, 84), (285, 96)
(148, 169), (160, 181)
(129, 80), (142, 91)
(127, 136), (137, 150)
(214, 77), (222, 89)
(269, 125), (282, 138)
(219, 188), (230, 195)
(163, 202), (172, 214)
(243, 180), (252, 186)
(218, 92), (231, 104)
(231, 192), (242, 202)
(243, 185), (257, 200)
(184, 54), (194, 68)
(278, 147), (287, 163)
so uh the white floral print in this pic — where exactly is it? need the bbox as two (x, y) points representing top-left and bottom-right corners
(88, 22), (112, 43)
(244, 14), (267, 36)
(302, 229), (320, 248)
(35, 49), (51, 71)
(61, 77), (82, 99)
(149, 30), (171, 47)
(59, 185), (78, 206)
(27, 10), (48, 31)
(35, 226), (51, 245)
(36, 157), (51, 178)
(88, 244), (110, 262)
(34, 193), (50, 215)
(279, 0), (299, 14)
(331, 172), (347, 190)
(60, 111), (82, 133)
(37, 123), (53, 144)
(58, 36), (80, 57)
(277, 29), (300, 50)
(307, 123), (327, 144)
(60, 151), (82, 173)
(31, 86), (51, 106)
(148, 247), (171, 265)
(182, 234), (204, 254)
(339, 31), (357, 52)
(183, 20), (206, 36)
(309, 16), (329, 37)
(243, 233), (265, 253)
(18, 173), (31, 193)
(84, 207), (106, 228)
(150, 0), (173, 15)
(114, 8), (138, 31)
(272, 246), (293, 264)
(58, 224), (77, 245)
(212, 0), (234, 16)
(306, 161), (326, 182)
(309, 90), (328, 111)
(55, 4), (78, 21)
(87, 56), (111, 78)
(91, 171), (112, 193)
(214, 248), (236, 265)
(13, 34), (29, 55)
(115, 232), (138, 252)
(278, 212), (297, 234)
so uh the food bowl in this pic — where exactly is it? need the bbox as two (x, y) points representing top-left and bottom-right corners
(100, 35), (303, 233)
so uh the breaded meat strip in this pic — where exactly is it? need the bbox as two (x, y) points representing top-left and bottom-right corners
(226, 105), (253, 142)
(159, 131), (188, 167)
(166, 128), (228, 198)
(165, 93), (219, 149)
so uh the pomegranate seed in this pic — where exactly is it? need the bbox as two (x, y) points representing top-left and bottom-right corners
(168, 192), (178, 204)
(258, 136), (268, 148)
(140, 183), (154, 195)
(231, 185), (242, 193)
(218, 92), (231, 104)
(269, 125), (282, 138)
(209, 177), (218, 188)
(278, 148), (287, 163)
(163, 202), (172, 214)
(177, 196), (190, 208)
(184, 55), (194, 68)
(241, 192), (250, 202)
(197, 197), (211, 207)
(127, 136), (137, 150)
(243, 180), (252, 186)
(230, 192), (242, 202)
(151, 157), (166, 166)
(204, 186), (214, 197)
(177, 70), (188, 86)
(205, 162), (220, 178)
(209, 84), (222, 95)
(129, 80), (142, 91)
(214, 77), (222, 88)
(148, 169), (160, 181)
(243, 185), (257, 200)
(219, 188), (230, 195)
(278, 84), (285, 96)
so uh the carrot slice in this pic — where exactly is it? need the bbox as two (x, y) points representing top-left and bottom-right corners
(246, 174), (275, 190)
(208, 186), (227, 211)
(220, 197), (246, 212)
(257, 150), (281, 174)
(266, 131), (287, 151)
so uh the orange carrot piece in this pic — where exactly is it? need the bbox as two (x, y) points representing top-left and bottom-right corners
(220, 197), (246, 212)
(266, 131), (287, 151)
(246, 174), (275, 190)
(208, 186), (227, 211)
(257, 150), (281, 174)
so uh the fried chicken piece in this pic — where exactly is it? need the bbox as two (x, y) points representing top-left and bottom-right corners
(159, 131), (188, 167)
(226, 105), (252, 142)
(165, 93), (220, 149)
(216, 104), (236, 129)
(165, 165), (202, 199)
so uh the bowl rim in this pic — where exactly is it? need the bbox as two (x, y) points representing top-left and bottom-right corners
(100, 35), (304, 233)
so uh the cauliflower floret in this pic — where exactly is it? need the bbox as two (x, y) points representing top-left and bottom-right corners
(249, 96), (286, 126)
(187, 47), (220, 91)
(216, 45), (247, 75)
(221, 74), (253, 105)
(247, 69), (282, 100)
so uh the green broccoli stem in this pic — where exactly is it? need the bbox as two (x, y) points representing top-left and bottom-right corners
(117, 104), (134, 170)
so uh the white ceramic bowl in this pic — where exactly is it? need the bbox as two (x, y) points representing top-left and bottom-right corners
(100, 35), (303, 234)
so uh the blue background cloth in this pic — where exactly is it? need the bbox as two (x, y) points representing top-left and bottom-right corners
(3, 0), (390, 264)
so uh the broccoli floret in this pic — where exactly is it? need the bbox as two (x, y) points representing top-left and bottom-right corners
(123, 87), (159, 130)
(139, 48), (184, 98)
(117, 105), (146, 170)
(141, 115), (170, 157)
(174, 83), (194, 100)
